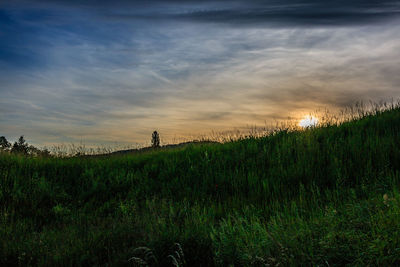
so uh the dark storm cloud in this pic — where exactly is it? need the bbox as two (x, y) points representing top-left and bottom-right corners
(183, 0), (400, 25)
(2, 0), (400, 26)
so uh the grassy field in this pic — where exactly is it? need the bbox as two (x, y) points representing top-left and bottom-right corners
(2, 105), (400, 266)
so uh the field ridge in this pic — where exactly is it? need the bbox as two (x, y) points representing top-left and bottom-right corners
(1, 106), (400, 266)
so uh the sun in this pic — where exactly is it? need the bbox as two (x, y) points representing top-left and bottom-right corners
(299, 115), (319, 128)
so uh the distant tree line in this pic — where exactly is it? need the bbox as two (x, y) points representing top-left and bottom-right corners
(0, 136), (50, 156)
(1, 131), (162, 157)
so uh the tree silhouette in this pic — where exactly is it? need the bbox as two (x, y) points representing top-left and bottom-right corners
(151, 131), (160, 148)
(0, 136), (11, 151)
(11, 136), (29, 154)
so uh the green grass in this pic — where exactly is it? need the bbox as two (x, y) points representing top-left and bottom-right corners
(2, 106), (400, 266)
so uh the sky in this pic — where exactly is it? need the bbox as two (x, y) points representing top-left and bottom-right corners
(1, 0), (400, 147)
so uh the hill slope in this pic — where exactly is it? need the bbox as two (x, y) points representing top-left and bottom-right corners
(1, 107), (400, 266)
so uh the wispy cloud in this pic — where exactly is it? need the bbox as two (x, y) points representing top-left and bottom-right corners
(1, 1), (400, 146)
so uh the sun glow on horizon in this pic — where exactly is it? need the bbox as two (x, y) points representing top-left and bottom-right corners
(299, 115), (319, 128)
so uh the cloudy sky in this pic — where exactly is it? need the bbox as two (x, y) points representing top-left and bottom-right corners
(1, 0), (400, 146)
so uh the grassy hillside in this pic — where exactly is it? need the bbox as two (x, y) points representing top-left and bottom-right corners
(2, 107), (400, 266)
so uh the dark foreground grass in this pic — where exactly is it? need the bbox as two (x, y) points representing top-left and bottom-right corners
(2, 106), (400, 266)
